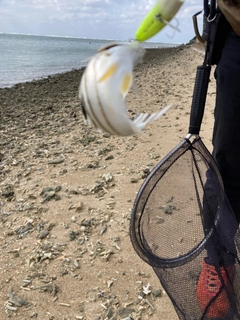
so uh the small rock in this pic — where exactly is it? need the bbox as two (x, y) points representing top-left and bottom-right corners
(117, 308), (135, 317)
(102, 172), (113, 183)
(105, 155), (114, 160)
(8, 291), (30, 307)
(161, 204), (176, 214)
(38, 230), (50, 239)
(40, 186), (61, 202)
(48, 157), (65, 164)
(105, 307), (114, 319)
(1, 184), (15, 200)
(69, 230), (79, 241)
(152, 289), (162, 298)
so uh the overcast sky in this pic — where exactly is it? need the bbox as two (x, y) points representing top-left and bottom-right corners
(0, 0), (203, 43)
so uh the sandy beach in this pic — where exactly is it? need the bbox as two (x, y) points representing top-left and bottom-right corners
(0, 43), (217, 319)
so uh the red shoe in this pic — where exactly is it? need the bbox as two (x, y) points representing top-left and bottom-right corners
(196, 259), (235, 319)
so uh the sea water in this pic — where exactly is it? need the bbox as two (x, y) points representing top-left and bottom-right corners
(0, 33), (178, 88)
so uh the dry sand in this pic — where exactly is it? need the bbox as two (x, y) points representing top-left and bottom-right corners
(0, 43), (217, 319)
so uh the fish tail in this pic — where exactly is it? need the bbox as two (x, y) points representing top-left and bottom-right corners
(133, 105), (171, 130)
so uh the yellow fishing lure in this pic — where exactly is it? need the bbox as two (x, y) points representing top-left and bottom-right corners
(136, 0), (185, 41)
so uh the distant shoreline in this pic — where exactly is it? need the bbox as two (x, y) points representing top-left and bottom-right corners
(0, 31), (182, 45)
(0, 33), (182, 89)
(0, 46), (183, 91)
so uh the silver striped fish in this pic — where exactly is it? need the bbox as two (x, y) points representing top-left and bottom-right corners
(79, 41), (171, 136)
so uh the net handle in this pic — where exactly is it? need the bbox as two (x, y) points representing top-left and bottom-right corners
(188, 0), (218, 136)
(188, 65), (211, 135)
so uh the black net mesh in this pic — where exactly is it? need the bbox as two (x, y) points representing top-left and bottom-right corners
(130, 137), (240, 319)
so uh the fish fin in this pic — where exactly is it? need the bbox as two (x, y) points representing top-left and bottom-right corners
(133, 105), (171, 129)
(98, 63), (118, 82)
(120, 72), (132, 99)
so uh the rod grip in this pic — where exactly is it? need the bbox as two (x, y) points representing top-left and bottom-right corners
(188, 65), (211, 135)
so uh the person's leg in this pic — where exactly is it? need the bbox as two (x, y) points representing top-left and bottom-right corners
(202, 169), (237, 267)
(197, 30), (240, 319)
(212, 30), (240, 223)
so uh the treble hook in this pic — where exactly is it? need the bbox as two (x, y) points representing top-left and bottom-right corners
(155, 14), (180, 38)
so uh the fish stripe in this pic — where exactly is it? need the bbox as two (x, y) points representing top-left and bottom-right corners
(83, 62), (120, 135)
(98, 63), (118, 83)
(81, 74), (101, 128)
(93, 59), (122, 135)
(98, 43), (119, 52)
(83, 73), (108, 131)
